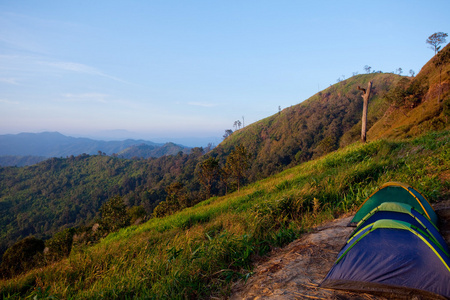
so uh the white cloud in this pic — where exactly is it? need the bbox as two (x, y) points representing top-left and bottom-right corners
(0, 77), (19, 85)
(187, 101), (218, 108)
(61, 93), (109, 103)
(0, 98), (19, 104)
(45, 61), (98, 73)
(41, 61), (129, 84)
(0, 54), (129, 84)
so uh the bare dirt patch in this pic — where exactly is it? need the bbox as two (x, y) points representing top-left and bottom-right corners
(229, 216), (385, 300)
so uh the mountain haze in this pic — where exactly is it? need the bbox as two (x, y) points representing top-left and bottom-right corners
(0, 132), (191, 166)
(0, 132), (161, 157)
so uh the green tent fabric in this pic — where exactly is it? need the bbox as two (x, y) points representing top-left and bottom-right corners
(348, 182), (437, 226)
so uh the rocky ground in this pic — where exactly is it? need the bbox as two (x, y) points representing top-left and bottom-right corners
(229, 200), (450, 300)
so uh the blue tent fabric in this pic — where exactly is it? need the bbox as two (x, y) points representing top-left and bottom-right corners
(321, 220), (450, 299)
(350, 203), (450, 256)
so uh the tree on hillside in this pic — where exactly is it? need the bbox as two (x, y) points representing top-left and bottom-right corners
(197, 157), (220, 199)
(233, 120), (242, 130)
(99, 196), (131, 233)
(204, 143), (215, 153)
(225, 145), (252, 192)
(153, 182), (188, 217)
(0, 236), (45, 278)
(364, 65), (372, 74)
(127, 205), (147, 224)
(166, 182), (189, 208)
(219, 165), (231, 195)
(426, 32), (448, 55)
(357, 81), (373, 143)
(223, 129), (233, 139)
(45, 228), (75, 262)
(385, 77), (426, 108)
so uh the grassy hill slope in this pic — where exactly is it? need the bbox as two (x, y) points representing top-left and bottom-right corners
(214, 45), (450, 182)
(1, 130), (449, 299)
(369, 43), (450, 140)
(214, 73), (402, 181)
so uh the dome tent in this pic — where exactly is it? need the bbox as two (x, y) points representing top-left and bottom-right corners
(321, 219), (450, 299)
(348, 182), (437, 226)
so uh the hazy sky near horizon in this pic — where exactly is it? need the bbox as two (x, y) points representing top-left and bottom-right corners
(1, 1), (449, 144)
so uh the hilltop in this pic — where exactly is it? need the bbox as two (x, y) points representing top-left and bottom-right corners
(214, 72), (402, 180)
(215, 45), (450, 182)
(369, 44), (450, 140)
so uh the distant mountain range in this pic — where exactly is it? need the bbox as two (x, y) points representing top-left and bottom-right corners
(0, 132), (191, 166)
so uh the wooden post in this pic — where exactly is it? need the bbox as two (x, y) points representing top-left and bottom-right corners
(358, 81), (372, 143)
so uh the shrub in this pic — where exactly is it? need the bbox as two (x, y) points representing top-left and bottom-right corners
(99, 196), (131, 233)
(45, 228), (75, 262)
(0, 236), (45, 278)
(153, 182), (189, 218)
(127, 205), (147, 224)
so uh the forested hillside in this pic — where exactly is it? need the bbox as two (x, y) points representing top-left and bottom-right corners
(0, 156), (47, 168)
(0, 149), (205, 256)
(117, 142), (191, 159)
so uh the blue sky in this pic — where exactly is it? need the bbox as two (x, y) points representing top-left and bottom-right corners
(1, 1), (449, 146)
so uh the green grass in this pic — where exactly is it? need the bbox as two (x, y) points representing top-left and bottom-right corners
(1, 130), (450, 299)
